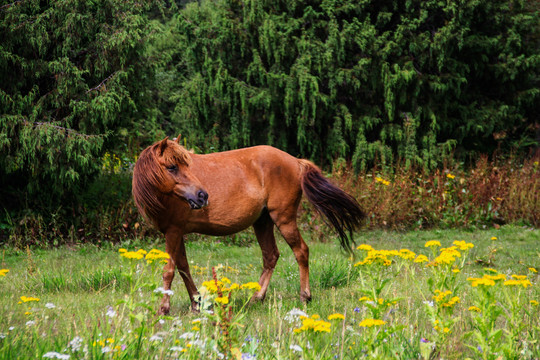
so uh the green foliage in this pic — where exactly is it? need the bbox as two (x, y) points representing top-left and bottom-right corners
(164, 0), (538, 168)
(0, 0), (162, 213)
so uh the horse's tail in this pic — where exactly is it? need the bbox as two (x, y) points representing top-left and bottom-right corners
(299, 160), (366, 253)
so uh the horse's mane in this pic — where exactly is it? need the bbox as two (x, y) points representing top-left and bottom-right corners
(132, 140), (192, 225)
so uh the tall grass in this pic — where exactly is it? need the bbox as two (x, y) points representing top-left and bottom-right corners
(0, 226), (538, 359)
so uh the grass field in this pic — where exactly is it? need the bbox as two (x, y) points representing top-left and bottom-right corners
(0, 225), (538, 359)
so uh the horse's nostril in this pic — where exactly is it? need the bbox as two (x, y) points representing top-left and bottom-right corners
(198, 190), (208, 201)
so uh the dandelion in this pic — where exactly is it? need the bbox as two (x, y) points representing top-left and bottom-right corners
(0, 269), (9, 277)
(42, 352), (70, 359)
(468, 306), (481, 312)
(490, 237), (497, 241)
(328, 313), (345, 321)
(452, 268), (461, 273)
(358, 319), (386, 327)
(446, 174), (455, 179)
(425, 241), (441, 248)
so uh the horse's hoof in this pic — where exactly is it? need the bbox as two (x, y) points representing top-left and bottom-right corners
(300, 292), (312, 303)
(250, 293), (266, 303)
(158, 306), (170, 316)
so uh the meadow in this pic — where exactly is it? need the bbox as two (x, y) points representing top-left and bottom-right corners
(0, 225), (538, 359)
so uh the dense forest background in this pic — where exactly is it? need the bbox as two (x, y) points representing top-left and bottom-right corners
(1, 0), (538, 243)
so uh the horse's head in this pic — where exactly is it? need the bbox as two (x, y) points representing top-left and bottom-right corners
(133, 136), (208, 223)
(154, 137), (209, 210)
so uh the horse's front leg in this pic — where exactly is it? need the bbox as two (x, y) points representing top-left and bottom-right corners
(159, 228), (199, 315)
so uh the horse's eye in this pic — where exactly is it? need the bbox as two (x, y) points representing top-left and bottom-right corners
(167, 165), (178, 172)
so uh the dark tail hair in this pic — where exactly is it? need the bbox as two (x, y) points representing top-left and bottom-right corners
(301, 165), (366, 253)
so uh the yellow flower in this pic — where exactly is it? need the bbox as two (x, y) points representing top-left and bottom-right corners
(528, 267), (537, 273)
(425, 240), (441, 248)
(359, 296), (371, 302)
(328, 313), (345, 320)
(0, 269), (9, 277)
(356, 244), (374, 251)
(294, 317), (331, 333)
(433, 290), (452, 302)
(120, 251), (144, 260)
(215, 296), (229, 305)
(20, 296), (40, 303)
(24, 311), (32, 315)
(192, 326), (200, 331)
(192, 319), (201, 324)
(503, 279), (532, 288)
(145, 249), (170, 262)
(221, 277), (231, 284)
(240, 282), (261, 292)
(446, 173), (455, 179)
(311, 314), (320, 319)
(452, 240), (474, 251)
(442, 296), (460, 308)
(530, 300), (538, 306)
(358, 319), (386, 327)
(452, 268), (461, 273)
(107, 338), (114, 344)
(118, 248), (127, 253)
(511, 274), (527, 280)
(399, 249), (416, 260)
(375, 177), (390, 186)
(490, 237), (497, 241)
(468, 306), (481, 312)
(467, 277), (495, 287)
(414, 255), (429, 263)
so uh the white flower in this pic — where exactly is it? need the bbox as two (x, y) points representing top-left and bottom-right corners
(43, 352), (70, 359)
(9, 327), (14, 331)
(105, 307), (116, 318)
(290, 344), (303, 353)
(101, 346), (112, 354)
(158, 319), (165, 325)
(154, 287), (174, 296)
(170, 346), (185, 352)
(179, 332), (194, 339)
(68, 336), (83, 352)
(149, 335), (163, 342)
(0, 333), (5, 339)
(26, 321), (36, 327)
(423, 301), (434, 307)
(284, 308), (308, 323)
(45, 303), (56, 309)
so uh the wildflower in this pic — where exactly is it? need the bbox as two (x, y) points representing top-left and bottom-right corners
(452, 268), (461, 273)
(290, 345), (303, 352)
(68, 337), (83, 352)
(356, 244), (374, 251)
(45, 303), (56, 309)
(328, 313), (345, 321)
(353, 307), (361, 313)
(503, 279), (532, 288)
(399, 249), (416, 260)
(467, 277), (495, 287)
(221, 277), (231, 284)
(294, 316), (331, 333)
(446, 174), (455, 179)
(359, 296), (371, 302)
(25, 320), (36, 327)
(531, 300), (539, 306)
(20, 296), (40, 303)
(433, 290), (452, 303)
(358, 319), (386, 327)
(149, 335), (163, 342)
(145, 249), (170, 263)
(452, 240), (474, 251)
(490, 237), (497, 241)
(154, 287), (174, 296)
(528, 267), (537, 273)
(42, 352), (70, 359)
(105, 307), (116, 318)
(215, 296), (229, 305)
(511, 274), (527, 280)
(284, 308), (308, 323)
(24, 311), (32, 315)
(118, 248), (127, 253)
(240, 282), (261, 291)
(375, 177), (390, 186)
(423, 301), (434, 307)
(468, 306), (481, 312)
(425, 241), (441, 248)
(414, 255), (429, 263)
(0, 269), (9, 277)
(442, 297), (460, 308)
(120, 251), (144, 260)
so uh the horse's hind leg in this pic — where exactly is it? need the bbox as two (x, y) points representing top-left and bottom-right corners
(252, 210), (280, 302)
(271, 213), (311, 302)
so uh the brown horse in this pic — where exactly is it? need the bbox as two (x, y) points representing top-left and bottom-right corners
(132, 136), (365, 315)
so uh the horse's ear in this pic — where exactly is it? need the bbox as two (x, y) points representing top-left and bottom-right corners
(158, 136), (169, 156)
(174, 134), (181, 144)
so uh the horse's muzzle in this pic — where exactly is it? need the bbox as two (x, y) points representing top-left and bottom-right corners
(188, 190), (209, 209)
